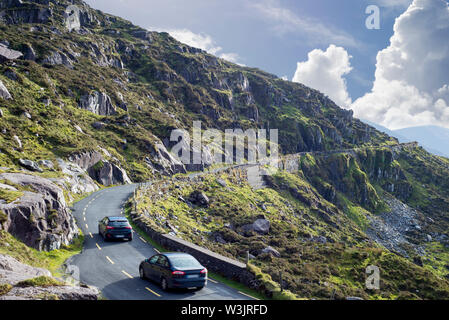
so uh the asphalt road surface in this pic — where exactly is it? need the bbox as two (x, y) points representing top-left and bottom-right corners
(70, 184), (254, 300)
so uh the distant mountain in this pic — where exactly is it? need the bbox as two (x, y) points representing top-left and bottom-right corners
(361, 120), (410, 143)
(362, 120), (449, 158)
(395, 126), (449, 158)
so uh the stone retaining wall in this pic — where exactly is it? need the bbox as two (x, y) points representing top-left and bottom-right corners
(129, 211), (257, 288)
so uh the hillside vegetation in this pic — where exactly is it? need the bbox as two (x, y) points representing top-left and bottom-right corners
(0, 0), (448, 300)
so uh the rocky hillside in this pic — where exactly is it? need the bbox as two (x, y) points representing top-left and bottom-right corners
(0, 1), (394, 251)
(132, 143), (449, 299)
(0, 0), (448, 300)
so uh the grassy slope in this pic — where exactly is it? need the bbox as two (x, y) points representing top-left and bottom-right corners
(133, 168), (449, 300)
(0, 230), (84, 277)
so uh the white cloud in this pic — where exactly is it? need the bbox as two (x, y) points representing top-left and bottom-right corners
(292, 45), (353, 107)
(372, 0), (413, 8)
(352, 0), (449, 130)
(249, 0), (358, 47)
(150, 28), (242, 64)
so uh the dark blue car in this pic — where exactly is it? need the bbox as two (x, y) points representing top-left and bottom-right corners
(139, 253), (207, 291)
(98, 216), (133, 241)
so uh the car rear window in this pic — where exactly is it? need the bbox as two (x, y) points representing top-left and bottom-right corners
(169, 256), (203, 269)
(108, 221), (129, 227)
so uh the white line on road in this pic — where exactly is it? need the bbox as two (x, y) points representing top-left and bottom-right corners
(89, 232), (93, 238)
(208, 278), (218, 284)
(154, 248), (160, 254)
(85, 224), (89, 229)
(95, 243), (102, 250)
(106, 256), (114, 264)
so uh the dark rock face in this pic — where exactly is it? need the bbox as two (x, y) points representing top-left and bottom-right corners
(78, 91), (116, 115)
(0, 5), (52, 25)
(188, 190), (210, 207)
(0, 173), (78, 251)
(19, 159), (43, 173)
(87, 161), (131, 186)
(23, 44), (36, 61)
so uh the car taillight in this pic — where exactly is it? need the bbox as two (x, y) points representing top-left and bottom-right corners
(125, 226), (132, 229)
(172, 270), (185, 276)
(106, 226), (114, 230)
(200, 268), (207, 274)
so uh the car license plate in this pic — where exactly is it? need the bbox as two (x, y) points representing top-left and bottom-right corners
(186, 274), (198, 278)
(115, 235), (124, 238)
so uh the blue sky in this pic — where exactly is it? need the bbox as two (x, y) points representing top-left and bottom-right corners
(85, 0), (449, 130)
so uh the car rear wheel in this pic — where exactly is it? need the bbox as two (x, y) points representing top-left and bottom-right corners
(195, 286), (204, 291)
(161, 277), (168, 291)
(139, 267), (145, 280)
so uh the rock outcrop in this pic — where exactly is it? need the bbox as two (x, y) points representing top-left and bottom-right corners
(241, 218), (270, 235)
(0, 80), (11, 99)
(42, 51), (74, 68)
(78, 91), (116, 115)
(53, 158), (99, 195)
(0, 4), (52, 25)
(145, 142), (187, 175)
(19, 159), (43, 173)
(0, 43), (22, 62)
(87, 160), (131, 186)
(0, 254), (99, 300)
(68, 150), (131, 186)
(188, 190), (210, 207)
(0, 173), (78, 251)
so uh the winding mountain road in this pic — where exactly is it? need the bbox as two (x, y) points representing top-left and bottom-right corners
(70, 184), (254, 300)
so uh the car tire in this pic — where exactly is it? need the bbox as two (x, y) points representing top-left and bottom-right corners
(139, 267), (145, 280)
(161, 277), (169, 291)
(195, 286), (205, 291)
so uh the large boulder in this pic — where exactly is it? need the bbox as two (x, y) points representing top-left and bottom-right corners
(87, 160), (131, 186)
(241, 218), (270, 235)
(78, 91), (116, 116)
(252, 218), (270, 234)
(261, 246), (281, 258)
(19, 159), (43, 173)
(68, 150), (104, 171)
(53, 159), (99, 195)
(0, 173), (78, 251)
(0, 43), (22, 62)
(188, 190), (210, 207)
(68, 150), (131, 187)
(42, 51), (73, 68)
(0, 80), (11, 100)
(0, 254), (51, 285)
(0, 254), (99, 300)
(145, 141), (187, 175)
